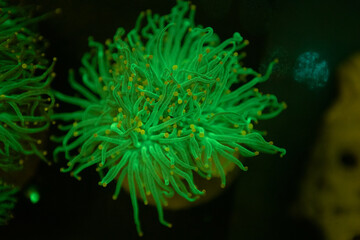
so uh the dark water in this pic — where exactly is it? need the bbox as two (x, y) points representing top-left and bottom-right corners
(2, 0), (360, 239)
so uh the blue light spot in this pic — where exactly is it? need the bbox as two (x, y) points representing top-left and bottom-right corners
(294, 52), (329, 89)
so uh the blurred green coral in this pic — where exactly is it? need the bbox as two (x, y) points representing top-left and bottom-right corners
(0, 0), (56, 171)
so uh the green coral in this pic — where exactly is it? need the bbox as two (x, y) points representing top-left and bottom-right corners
(53, 0), (286, 235)
(0, 0), (56, 224)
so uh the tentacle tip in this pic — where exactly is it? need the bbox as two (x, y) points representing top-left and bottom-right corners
(233, 32), (243, 41)
(55, 8), (62, 15)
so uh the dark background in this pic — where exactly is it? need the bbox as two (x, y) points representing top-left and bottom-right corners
(2, 0), (360, 239)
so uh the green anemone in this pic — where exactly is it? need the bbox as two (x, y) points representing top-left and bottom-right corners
(53, 0), (286, 235)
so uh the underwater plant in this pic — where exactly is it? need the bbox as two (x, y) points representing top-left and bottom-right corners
(53, 0), (286, 235)
(0, 0), (56, 223)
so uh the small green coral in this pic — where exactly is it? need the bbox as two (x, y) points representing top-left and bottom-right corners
(53, 0), (286, 235)
(0, 180), (18, 225)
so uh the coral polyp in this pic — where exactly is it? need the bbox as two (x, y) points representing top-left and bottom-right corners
(53, 0), (286, 235)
